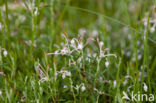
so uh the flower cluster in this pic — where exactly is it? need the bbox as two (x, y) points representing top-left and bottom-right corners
(57, 70), (71, 79)
(72, 83), (86, 92)
(97, 38), (117, 59)
(34, 62), (49, 85)
(47, 34), (94, 56)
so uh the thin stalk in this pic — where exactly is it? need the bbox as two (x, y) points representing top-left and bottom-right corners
(4, 0), (10, 37)
(96, 95), (100, 103)
(95, 58), (101, 76)
(70, 55), (84, 83)
(81, 50), (87, 84)
(94, 58), (101, 84)
(0, 9), (5, 47)
(49, 0), (55, 48)
(52, 63), (57, 103)
(31, 6), (36, 47)
(141, 13), (151, 94)
(69, 77), (76, 103)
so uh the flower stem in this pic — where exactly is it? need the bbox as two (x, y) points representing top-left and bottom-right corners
(69, 77), (76, 103)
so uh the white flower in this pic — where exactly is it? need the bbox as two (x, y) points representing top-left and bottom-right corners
(126, 51), (131, 57)
(143, 83), (148, 92)
(71, 39), (75, 44)
(62, 74), (66, 79)
(54, 51), (59, 55)
(78, 28), (86, 35)
(78, 43), (83, 50)
(61, 48), (68, 55)
(93, 53), (97, 57)
(150, 26), (155, 33)
(73, 83), (86, 92)
(3, 50), (8, 57)
(123, 80), (127, 86)
(128, 34), (131, 40)
(99, 41), (104, 47)
(70, 39), (76, 48)
(105, 61), (109, 68)
(0, 23), (2, 31)
(63, 85), (67, 88)
(59, 70), (71, 79)
(61, 42), (64, 46)
(81, 84), (86, 92)
(55, 72), (58, 80)
(144, 21), (148, 26)
(113, 80), (117, 88)
(66, 71), (71, 76)
(138, 54), (142, 60)
(0, 90), (2, 95)
(92, 30), (98, 37)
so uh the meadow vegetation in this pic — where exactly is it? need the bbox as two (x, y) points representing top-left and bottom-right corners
(0, 0), (156, 102)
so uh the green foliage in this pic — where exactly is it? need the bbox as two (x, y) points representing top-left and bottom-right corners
(0, 0), (156, 102)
